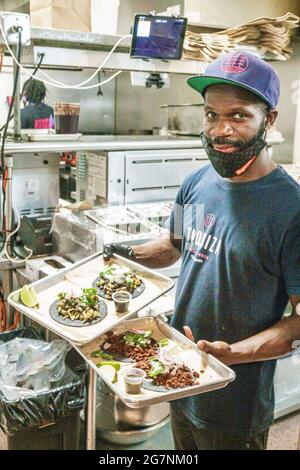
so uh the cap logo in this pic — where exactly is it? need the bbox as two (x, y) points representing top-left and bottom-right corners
(221, 54), (249, 74)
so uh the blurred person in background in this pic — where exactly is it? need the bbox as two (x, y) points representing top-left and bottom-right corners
(21, 78), (54, 130)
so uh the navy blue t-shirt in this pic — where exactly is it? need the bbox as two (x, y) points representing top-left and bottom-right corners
(21, 103), (54, 129)
(168, 164), (300, 438)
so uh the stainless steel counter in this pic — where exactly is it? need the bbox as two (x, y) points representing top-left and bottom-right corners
(3, 135), (283, 155)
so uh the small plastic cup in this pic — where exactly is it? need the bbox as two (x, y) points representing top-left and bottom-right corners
(123, 368), (146, 394)
(112, 291), (132, 314)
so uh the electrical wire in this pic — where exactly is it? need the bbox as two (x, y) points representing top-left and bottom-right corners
(37, 33), (131, 88)
(0, 21), (128, 90)
(1, 29), (22, 171)
(6, 311), (20, 331)
(0, 294), (7, 332)
(0, 288), (20, 332)
(1, 28), (22, 256)
(47, 70), (122, 90)
(4, 207), (33, 264)
(33, 67), (122, 90)
(0, 52), (45, 134)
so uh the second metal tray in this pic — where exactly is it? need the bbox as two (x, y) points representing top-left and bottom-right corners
(74, 317), (236, 408)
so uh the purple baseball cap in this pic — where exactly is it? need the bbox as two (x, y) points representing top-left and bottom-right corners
(187, 50), (280, 110)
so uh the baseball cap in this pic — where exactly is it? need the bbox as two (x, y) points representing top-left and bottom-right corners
(187, 50), (280, 110)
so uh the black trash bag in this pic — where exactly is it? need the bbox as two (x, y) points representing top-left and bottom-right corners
(0, 367), (86, 434)
(0, 328), (86, 435)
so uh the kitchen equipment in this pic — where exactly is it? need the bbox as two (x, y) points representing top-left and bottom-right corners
(25, 255), (72, 282)
(128, 201), (174, 228)
(0, 152), (59, 220)
(160, 103), (204, 136)
(113, 395), (169, 430)
(274, 350), (300, 419)
(85, 205), (163, 238)
(95, 379), (170, 444)
(97, 417), (170, 445)
(74, 317), (236, 408)
(51, 204), (181, 278)
(18, 215), (52, 256)
(76, 148), (208, 206)
(8, 253), (174, 346)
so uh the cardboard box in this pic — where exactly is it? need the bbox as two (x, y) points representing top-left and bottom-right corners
(30, 0), (91, 32)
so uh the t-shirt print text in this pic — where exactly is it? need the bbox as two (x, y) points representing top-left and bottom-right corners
(185, 226), (222, 264)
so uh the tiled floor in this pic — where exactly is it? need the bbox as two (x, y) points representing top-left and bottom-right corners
(267, 410), (300, 450)
(92, 410), (300, 450)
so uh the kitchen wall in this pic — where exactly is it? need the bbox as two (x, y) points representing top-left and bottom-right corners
(115, 72), (202, 134)
(115, 41), (300, 164)
(117, 0), (178, 35)
(270, 41), (300, 164)
(0, 63), (116, 134)
(1, 46), (300, 161)
(0, 0), (29, 13)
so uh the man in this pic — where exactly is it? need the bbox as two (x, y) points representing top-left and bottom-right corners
(21, 79), (54, 129)
(104, 51), (300, 450)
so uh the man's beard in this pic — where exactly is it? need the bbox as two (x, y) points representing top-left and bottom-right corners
(200, 125), (267, 178)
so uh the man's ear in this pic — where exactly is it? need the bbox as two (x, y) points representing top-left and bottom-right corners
(266, 110), (278, 129)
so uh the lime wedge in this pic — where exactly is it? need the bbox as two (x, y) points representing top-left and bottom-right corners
(97, 362), (120, 383)
(20, 285), (39, 308)
(29, 287), (39, 307)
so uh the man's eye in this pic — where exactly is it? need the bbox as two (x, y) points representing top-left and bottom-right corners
(206, 112), (217, 119)
(233, 113), (245, 119)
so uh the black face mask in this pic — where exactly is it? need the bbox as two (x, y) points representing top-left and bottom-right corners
(200, 127), (267, 178)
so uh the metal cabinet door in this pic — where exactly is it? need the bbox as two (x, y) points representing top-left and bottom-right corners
(124, 148), (208, 204)
(8, 153), (60, 217)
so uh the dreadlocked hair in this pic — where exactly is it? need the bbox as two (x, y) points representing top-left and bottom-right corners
(22, 79), (47, 105)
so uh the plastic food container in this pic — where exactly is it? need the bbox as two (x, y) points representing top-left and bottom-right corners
(112, 291), (132, 314)
(123, 368), (146, 394)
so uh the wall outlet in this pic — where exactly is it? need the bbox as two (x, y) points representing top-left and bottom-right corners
(0, 11), (31, 46)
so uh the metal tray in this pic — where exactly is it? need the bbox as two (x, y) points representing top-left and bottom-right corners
(73, 317), (236, 408)
(24, 133), (82, 142)
(8, 253), (174, 346)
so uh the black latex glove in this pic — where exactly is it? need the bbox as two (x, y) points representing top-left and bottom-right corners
(103, 243), (136, 262)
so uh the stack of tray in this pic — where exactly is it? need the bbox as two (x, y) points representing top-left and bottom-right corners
(8, 252), (236, 406)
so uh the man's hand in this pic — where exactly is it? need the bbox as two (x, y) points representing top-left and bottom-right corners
(103, 243), (135, 262)
(183, 326), (233, 365)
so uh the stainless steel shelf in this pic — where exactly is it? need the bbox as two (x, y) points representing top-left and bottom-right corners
(30, 27), (131, 52)
(2, 135), (283, 156)
(1, 27), (287, 75)
(3, 135), (205, 155)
